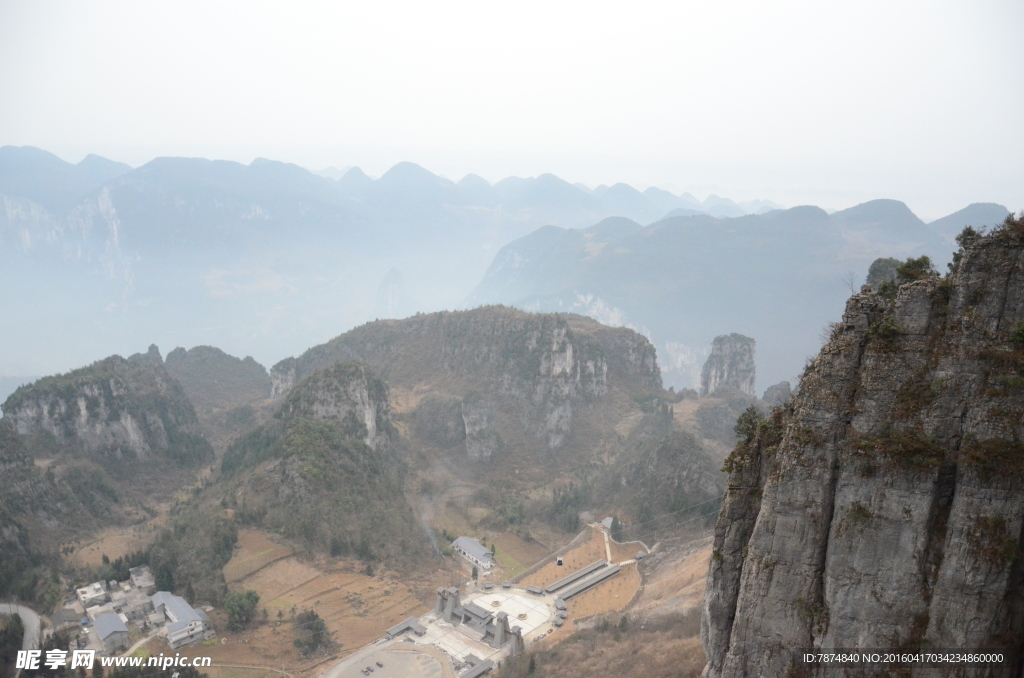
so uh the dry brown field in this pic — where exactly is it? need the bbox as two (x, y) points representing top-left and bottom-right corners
(519, 528), (607, 590)
(71, 519), (167, 567)
(502, 619), (705, 678)
(563, 563), (640, 624)
(609, 535), (646, 562)
(488, 532), (548, 577)
(224, 531), (294, 583)
(194, 528), (431, 672)
(203, 667), (282, 678)
(634, 538), (712, 618)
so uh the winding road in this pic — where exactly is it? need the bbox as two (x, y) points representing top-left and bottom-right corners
(1, 602), (41, 678)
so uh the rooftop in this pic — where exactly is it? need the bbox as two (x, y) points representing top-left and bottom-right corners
(129, 566), (155, 587)
(94, 613), (128, 640)
(152, 591), (204, 628)
(451, 537), (493, 563)
(49, 609), (79, 628)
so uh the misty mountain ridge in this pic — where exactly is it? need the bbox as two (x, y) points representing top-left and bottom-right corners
(0, 145), (1011, 390)
(467, 200), (1012, 389)
(0, 146), (787, 377)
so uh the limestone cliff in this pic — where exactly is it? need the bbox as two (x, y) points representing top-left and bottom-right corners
(220, 361), (420, 564)
(278, 361), (393, 452)
(702, 218), (1024, 677)
(2, 349), (211, 465)
(270, 306), (660, 453)
(461, 393), (499, 461)
(700, 334), (756, 397)
(761, 381), (792, 408)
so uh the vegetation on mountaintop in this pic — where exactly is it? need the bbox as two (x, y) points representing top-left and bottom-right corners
(220, 362), (424, 568)
(3, 354), (211, 466)
(221, 416), (422, 565)
(165, 345), (271, 414)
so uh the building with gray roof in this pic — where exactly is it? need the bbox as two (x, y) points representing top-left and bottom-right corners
(451, 537), (494, 569)
(385, 617), (426, 639)
(49, 609), (80, 633)
(152, 591), (215, 648)
(462, 659), (495, 678)
(94, 613), (129, 653)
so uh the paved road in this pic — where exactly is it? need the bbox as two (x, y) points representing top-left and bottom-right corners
(1, 602), (41, 678)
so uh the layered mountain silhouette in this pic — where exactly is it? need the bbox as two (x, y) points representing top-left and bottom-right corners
(0, 146), (779, 376)
(0, 145), (1010, 389)
(466, 201), (1011, 388)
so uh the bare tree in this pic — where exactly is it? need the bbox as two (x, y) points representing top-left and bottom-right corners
(842, 271), (856, 294)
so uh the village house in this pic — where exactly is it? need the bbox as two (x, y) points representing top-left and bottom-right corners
(152, 591), (215, 648)
(451, 537), (495, 570)
(86, 602), (115, 622)
(76, 582), (109, 607)
(111, 587), (155, 621)
(129, 566), (156, 595)
(94, 613), (130, 653)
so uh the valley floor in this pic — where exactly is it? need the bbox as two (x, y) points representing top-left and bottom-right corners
(120, 523), (711, 678)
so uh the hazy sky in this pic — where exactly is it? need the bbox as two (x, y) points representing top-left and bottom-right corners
(1, 0), (1022, 219)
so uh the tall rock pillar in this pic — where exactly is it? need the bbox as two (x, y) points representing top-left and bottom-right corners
(700, 334), (756, 397)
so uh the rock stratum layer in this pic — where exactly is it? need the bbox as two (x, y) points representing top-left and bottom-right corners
(2, 351), (211, 465)
(703, 220), (1024, 677)
(701, 334), (756, 397)
(271, 306), (660, 452)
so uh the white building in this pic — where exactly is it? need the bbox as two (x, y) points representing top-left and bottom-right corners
(452, 537), (494, 570)
(151, 592), (215, 648)
(129, 566), (156, 595)
(76, 582), (109, 607)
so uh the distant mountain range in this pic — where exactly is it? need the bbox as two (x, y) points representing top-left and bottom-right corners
(466, 201), (1012, 388)
(0, 146), (783, 376)
(0, 145), (1011, 387)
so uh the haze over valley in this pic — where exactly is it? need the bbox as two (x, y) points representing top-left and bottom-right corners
(0, 145), (1011, 395)
(3, 3), (1024, 677)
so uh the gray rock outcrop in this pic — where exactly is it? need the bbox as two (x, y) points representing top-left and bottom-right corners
(461, 394), (499, 461)
(761, 380), (791, 407)
(269, 307), (660, 451)
(865, 256), (900, 290)
(280, 361), (392, 452)
(2, 351), (211, 464)
(702, 218), (1024, 677)
(700, 334), (756, 397)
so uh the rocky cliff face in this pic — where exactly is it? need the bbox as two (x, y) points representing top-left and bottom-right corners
(270, 306), (660, 452)
(702, 219), (1024, 677)
(279, 361), (393, 452)
(700, 334), (756, 397)
(220, 361), (421, 564)
(761, 381), (792, 408)
(461, 394), (499, 461)
(2, 349), (211, 465)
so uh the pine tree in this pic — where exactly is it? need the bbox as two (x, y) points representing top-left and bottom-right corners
(610, 516), (623, 542)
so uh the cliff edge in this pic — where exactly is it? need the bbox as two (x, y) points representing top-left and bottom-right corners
(703, 217), (1024, 677)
